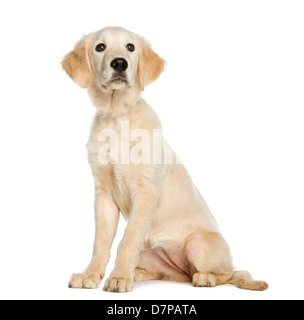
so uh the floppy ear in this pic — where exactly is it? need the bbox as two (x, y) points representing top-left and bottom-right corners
(62, 37), (93, 89)
(138, 38), (166, 90)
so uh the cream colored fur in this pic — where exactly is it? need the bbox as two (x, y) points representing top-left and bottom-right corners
(62, 27), (268, 292)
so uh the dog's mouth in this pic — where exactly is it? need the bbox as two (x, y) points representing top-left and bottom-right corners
(110, 75), (128, 85)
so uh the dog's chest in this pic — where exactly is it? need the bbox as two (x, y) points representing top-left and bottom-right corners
(87, 115), (117, 166)
(87, 115), (133, 218)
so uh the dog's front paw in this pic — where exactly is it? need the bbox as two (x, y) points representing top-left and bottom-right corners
(68, 273), (101, 289)
(103, 276), (134, 293)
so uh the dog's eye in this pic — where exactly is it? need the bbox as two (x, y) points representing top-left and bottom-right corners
(126, 43), (135, 52)
(95, 43), (106, 52)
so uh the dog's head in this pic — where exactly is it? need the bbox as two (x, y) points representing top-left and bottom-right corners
(62, 27), (165, 91)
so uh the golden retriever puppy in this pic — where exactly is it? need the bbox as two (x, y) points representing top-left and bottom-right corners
(62, 27), (268, 292)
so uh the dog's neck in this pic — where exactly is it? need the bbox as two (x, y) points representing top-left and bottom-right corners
(88, 82), (142, 118)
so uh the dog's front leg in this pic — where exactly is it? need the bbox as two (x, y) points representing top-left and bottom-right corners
(104, 190), (158, 292)
(69, 188), (120, 289)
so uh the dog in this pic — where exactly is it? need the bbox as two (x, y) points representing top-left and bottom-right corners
(62, 27), (268, 292)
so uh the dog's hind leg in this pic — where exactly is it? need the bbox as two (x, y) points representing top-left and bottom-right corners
(185, 231), (268, 290)
(185, 231), (234, 288)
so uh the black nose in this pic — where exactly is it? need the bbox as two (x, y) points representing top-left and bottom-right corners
(110, 58), (128, 72)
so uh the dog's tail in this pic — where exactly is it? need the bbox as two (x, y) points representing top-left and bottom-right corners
(227, 270), (269, 291)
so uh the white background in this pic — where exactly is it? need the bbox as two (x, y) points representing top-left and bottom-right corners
(0, 0), (303, 300)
